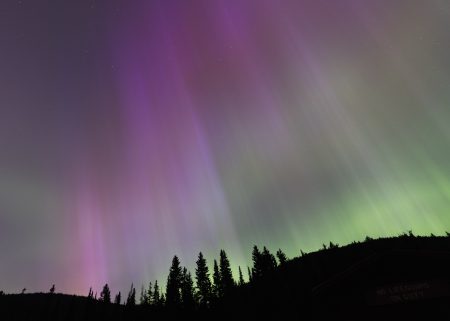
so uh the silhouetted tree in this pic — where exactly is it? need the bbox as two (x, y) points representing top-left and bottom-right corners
(153, 281), (161, 307)
(160, 293), (166, 306)
(247, 266), (253, 283)
(329, 241), (339, 249)
(446, 231), (449, 237)
(100, 284), (111, 303)
(181, 267), (195, 310)
(21, 288), (26, 294)
(49, 284), (55, 294)
(87, 287), (94, 300)
(219, 250), (234, 297)
(212, 259), (221, 298)
(166, 255), (182, 309)
(139, 285), (147, 305)
(195, 252), (212, 307)
(252, 246), (263, 280)
(276, 249), (288, 265)
(261, 247), (277, 274)
(238, 266), (244, 286)
(114, 292), (121, 305)
(253, 246), (276, 279)
(126, 283), (136, 306)
(146, 281), (153, 305)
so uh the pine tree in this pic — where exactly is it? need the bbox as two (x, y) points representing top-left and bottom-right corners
(181, 267), (195, 310)
(126, 283), (136, 306)
(153, 281), (161, 307)
(146, 281), (153, 305)
(262, 246), (277, 273)
(276, 249), (287, 265)
(252, 245), (263, 280)
(329, 241), (339, 249)
(238, 266), (244, 286)
(219, 250), (234, 297)
(166, 255), (183, 309)
(253, 246), (277, 280)
(100, 283), (111, 303)
(139, 285), (148, 305)
(49, 284), (55, 294)
(195, 252), (212, 307)
(247, 266), (253, 283)
(88, 287), (94, 300)
(114, 292), (121, 305)
(212, 259), (221, 298)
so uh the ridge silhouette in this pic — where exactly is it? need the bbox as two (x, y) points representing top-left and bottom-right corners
(1, 233), (450, 320)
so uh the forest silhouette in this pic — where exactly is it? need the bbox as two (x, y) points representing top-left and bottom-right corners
(1, 232), (450, 320)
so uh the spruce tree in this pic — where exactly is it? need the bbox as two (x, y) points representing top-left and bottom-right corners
(238, 266), (244, 286)
(114, 292), (121, 305)
(212, 259), (221, 298)
(100, 283), (111, 303)
(153, 281), (161, 307)
(181, 267), (195, 310)
(252, 245), (263, 280)
(247, 266), (253, 283)
(329, 241), (339, 249)
(139, 285), (147, 305)
(276, 249), (287, 265)
(87, 287), (94, 300)
(126, 283), (136, 306)
(195, 252), (212, 307)
(166, 255), (182, 309)
(146, 281), (153, 305)
(219, 250), (234, 297)
(262, 246), (277, 273)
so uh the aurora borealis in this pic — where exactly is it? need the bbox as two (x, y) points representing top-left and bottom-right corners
(1, 0), (450, 296)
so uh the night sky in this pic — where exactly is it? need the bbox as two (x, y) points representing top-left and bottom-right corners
(1, 0), (450, 296)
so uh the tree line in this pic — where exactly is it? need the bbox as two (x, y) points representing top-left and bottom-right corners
(62, 231), (450, 311)
(84, 246), (289, 310)
(6, 230), (446, 312)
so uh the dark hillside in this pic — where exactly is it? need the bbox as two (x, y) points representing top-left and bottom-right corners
(229, 235), (450, 320)
(1, 235), (450, 320)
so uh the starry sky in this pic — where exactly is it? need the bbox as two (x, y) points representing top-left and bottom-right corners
(1, 0), (450, 296)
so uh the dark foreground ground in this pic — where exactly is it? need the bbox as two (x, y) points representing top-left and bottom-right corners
(1, 235), (450, 320)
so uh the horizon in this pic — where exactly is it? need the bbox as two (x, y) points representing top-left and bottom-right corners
(2, 232), (448, 297)
(1, 0), (450, 296)
(0, 230), (450, 296)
